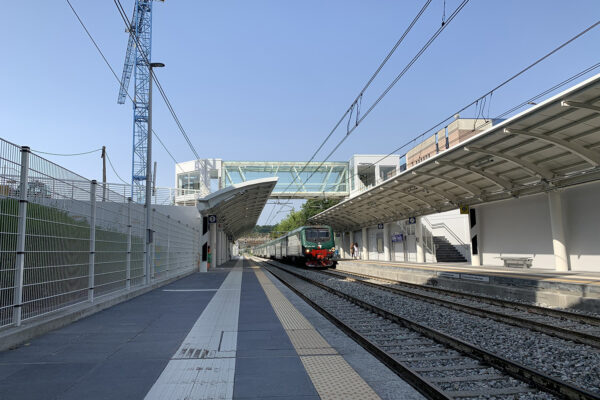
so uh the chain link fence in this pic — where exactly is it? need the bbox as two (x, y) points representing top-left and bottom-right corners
(0, 139), (201, 329)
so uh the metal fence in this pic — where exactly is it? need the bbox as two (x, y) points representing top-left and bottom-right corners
(0, 139), (201, 329)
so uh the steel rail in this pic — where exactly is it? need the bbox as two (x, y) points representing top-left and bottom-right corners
(255, 260), (451, 400)
(259, 259), (600, 400)
(318, 269), (600, 348)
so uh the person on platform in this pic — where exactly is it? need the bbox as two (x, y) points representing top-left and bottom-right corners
(350, 242), (355, 259)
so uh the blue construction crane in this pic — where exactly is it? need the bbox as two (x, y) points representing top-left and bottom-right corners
(117, 0), (162, 202)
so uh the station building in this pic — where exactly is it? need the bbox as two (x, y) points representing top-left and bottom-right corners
(178, 74), (600, 274)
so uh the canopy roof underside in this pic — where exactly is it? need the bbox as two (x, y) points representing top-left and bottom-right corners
(310, 74), (600, 231)
(197, 177), (278, 239)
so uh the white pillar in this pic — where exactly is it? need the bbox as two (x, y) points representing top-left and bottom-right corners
(548, 191), (569, 271)
(339, 232), (345, 259)
(361, 227), (368, 260)
(416, 217), (425, 263)
(218, 231), (224, 266)
(383, 223), (391, 261)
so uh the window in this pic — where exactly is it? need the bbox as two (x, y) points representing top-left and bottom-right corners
(305, 228), (331, 243)
(177, 173), (201, 190)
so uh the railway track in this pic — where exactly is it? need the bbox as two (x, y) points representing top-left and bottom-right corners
(256, 259), (600, 400)
(317, 269), (600, 349)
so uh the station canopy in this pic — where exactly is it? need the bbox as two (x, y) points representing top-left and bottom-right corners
(197, 177), (278, 239)
(310, 73), (600, 230)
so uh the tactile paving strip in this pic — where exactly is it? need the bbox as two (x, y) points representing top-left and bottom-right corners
(254, 268), (380, 400)
(145, 263), (243, 400)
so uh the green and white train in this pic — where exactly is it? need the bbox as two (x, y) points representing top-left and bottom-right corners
(254, 225), (336, 268)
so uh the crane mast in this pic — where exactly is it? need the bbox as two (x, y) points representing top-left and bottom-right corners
(117, 0), (160, 202)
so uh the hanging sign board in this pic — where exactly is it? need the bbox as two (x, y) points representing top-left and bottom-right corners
(208, 215), (217, 223)
(377, 223), (384, 229)
(408, 217), (416, 224)
(460, 205), (469, 215)
(391, 233), (403, 242)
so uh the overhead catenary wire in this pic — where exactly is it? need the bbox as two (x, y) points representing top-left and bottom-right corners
(64, 0), (185, 174)
(291, 16), (600, 219)
(273, 0), (434, 203)
(266, 0), (468, 225)
(355, 20), (600, 177)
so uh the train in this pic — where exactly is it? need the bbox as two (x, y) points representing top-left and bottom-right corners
(253, 225), (337, 268)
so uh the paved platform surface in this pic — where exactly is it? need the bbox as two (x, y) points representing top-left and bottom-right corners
(0, 258), (422, 400)
(335, 259), (600, 312)
(337, 259), (600, 286)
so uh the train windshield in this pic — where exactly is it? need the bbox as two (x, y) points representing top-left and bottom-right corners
(305, 228), (330, 243)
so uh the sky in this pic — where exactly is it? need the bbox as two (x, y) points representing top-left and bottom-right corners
(1, 1), (599, 224)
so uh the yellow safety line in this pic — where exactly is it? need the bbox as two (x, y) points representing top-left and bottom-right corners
(253, 265), (380, 400)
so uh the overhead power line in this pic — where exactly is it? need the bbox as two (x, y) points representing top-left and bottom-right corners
(267, 0), (469, 225)
(31, 148), (102, 156)
(276, 12), (599, 226)
(273, 0), (434, 204)
(356, 20), (600, 177)
(64, 0), (184, 174)
(105, 151), (129, 184)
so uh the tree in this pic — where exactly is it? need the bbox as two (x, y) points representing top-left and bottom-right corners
(270, 198), (340, 238)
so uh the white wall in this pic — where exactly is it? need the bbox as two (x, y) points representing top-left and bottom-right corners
(479, 193), (554, 268)
(476, 181), (600, 271)
(424, 209), (471, 261)
(563, 183), (600, 271)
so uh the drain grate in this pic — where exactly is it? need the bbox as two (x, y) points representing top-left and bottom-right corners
(178, 347), (209, 359)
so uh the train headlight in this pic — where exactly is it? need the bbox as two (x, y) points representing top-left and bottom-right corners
(305, 249), (310, 254)
(331, 247), (335, 251)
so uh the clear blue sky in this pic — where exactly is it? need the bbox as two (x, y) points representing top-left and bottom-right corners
(1, 1), (599, 224)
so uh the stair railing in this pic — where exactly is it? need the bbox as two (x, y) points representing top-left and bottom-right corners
(429, 221), (470, 260)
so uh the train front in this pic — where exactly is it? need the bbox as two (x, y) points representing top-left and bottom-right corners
(303, 226), (336, 268)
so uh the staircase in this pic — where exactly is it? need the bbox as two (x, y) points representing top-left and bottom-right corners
(433, 236), (467, 262)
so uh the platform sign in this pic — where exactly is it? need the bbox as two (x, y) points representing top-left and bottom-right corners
(208, 215), (217, 223)
(391, 233), (403, 242)
(408, 217), (416, 224)
(377, 223), (384, 229)
(460, 274), (489, 283)
(460, 205), (469, 215)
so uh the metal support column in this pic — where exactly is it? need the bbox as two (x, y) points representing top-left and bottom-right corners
(13, 146), (30, 326)
(416, 216), (425, 263)
(210, 222), (217, 269)
(338, 232), (345, 259)
(89, 180), (97, 302)
(383, 223), (391, 261)
(216, 227), (221, 266)
(361, 227), (368, 260)
(126, 197), (132, 290)
(548, 191), (569, 271)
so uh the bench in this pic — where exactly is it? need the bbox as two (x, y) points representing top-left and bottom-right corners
(499, 256), (533, 269)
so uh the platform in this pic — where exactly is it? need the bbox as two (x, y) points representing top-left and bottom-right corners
(336, 259), (600, 313)
(0, 258), (422, 400)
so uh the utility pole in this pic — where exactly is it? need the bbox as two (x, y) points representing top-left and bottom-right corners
(145, 62), (164, 284)
(101, 146), (107, 201)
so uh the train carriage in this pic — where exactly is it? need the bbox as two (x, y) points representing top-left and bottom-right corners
(254, 225), (336, 268)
